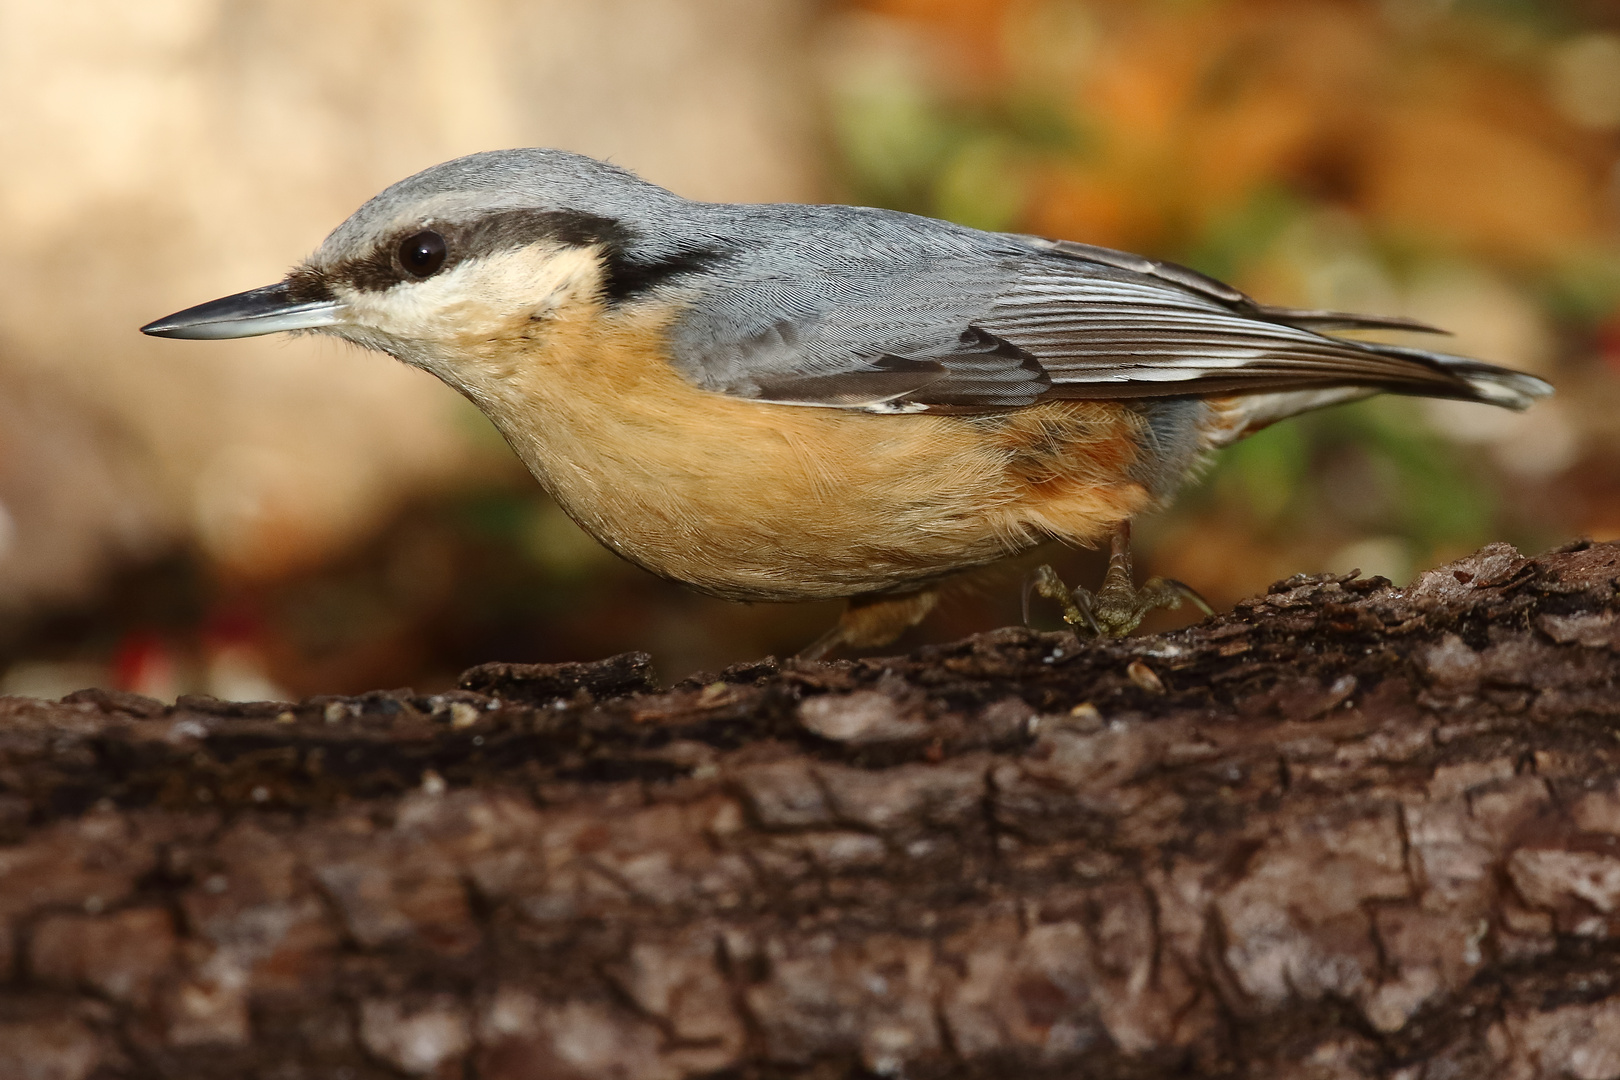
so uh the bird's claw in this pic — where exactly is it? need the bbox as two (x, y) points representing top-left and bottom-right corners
(1027, 566), (1208, 638)
(1024, 563), (1101, 635)
(1025, 523), (1214, 640)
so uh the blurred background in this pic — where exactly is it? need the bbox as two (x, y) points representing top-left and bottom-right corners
(1, 0), (1616, 699)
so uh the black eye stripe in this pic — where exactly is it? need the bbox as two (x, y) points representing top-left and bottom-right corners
(600, 246), (732, 304)
(321, 209), (730, 296)
(332, 211), (597, 293)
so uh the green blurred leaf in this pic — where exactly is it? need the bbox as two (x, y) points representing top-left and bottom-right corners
(1207, 419), (1310, 525)
(454, 491), (535, 542)
(1001, 94), (1094, 154)
(1541, 250), (1620, 327)
(525, 501), (616, 580)
(832, 76), (955, 211)
(1193, 394), (1498, 555)
(829, 49), (1082, 228)
(1323, 399), (1496, 548)
(1180, 185), (1310, 282)
(933, 138), (1027, 231)
(1448, 0), (1579, 36)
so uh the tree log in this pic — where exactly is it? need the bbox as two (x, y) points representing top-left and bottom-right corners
(3, 540), (1620, 1079)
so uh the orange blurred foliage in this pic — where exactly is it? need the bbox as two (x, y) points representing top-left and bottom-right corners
(856, 0), (1616, 260)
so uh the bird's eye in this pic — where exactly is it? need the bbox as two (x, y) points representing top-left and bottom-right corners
(398, 230), (447, 278)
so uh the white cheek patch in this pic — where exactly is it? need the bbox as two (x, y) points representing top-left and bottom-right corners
(338, 244), (604, 344)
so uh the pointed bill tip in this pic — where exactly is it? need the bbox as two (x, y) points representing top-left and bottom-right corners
(141, 282), (341, 340)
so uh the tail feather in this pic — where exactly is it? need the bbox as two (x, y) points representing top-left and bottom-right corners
(1249, 290), (1550, 411)
(1201, 387), (1377, 448)
(1201, 344), (1554, 448)
(1349, 340), (1554, 411)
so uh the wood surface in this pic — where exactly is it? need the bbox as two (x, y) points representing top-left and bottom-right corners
(3, 540), (1619, 1079)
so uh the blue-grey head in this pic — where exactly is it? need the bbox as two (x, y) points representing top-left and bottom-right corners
(141, 148), (710, 370)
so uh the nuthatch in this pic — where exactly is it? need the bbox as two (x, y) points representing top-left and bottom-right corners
(143, 149), (1552, 656)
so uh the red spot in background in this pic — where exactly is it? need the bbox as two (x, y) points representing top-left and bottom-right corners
(203, 602), (266, 653)
(113, 630), (178, 700)
(1598, 315), (1620, 377)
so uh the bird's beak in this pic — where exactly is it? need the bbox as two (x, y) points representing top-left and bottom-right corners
(140, 282), (342, 340)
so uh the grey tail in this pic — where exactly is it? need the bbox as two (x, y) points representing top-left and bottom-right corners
(1202, 345), (1553, 449)
(1349, 340), (1553, 411)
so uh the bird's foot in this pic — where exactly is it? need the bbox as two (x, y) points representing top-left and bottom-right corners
(800, 589), (940, 661)
(1025, 564), (1212, 638)
(1024, 523), (1213, 639)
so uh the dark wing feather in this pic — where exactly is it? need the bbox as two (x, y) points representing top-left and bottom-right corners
(976, 252), (1545, 408)
(1032, 239), (1448, 335)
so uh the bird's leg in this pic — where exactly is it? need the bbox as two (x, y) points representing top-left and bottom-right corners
(799, 589), (940, 661)
(1026, 522), (1213, 638)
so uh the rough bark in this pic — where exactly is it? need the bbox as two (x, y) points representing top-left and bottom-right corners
(2, 540), (1620, 1079)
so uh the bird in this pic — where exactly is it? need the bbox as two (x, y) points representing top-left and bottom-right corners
(142, 148), (1552, 657)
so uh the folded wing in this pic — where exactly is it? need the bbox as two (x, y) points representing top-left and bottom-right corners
(667, 220), (1551, 415)
(980, 239), (1549, 409)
